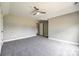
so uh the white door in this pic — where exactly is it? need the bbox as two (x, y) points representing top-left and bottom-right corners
(39, 23), (43, 35)
(0, 9), (3, 54)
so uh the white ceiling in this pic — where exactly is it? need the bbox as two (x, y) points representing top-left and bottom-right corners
(0, 2), (79, 20)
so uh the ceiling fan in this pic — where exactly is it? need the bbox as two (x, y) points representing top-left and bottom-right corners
(32, 6), (46, 15)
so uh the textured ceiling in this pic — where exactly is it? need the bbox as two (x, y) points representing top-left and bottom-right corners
(1, 2), (79, 20)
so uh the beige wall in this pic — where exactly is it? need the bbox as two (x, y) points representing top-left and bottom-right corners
(39, 23), (43, 35)
(3, 14), (38, 41)
(48, 11), (79, 43)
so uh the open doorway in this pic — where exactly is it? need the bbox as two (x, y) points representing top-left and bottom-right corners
(37, 20), (48, 38)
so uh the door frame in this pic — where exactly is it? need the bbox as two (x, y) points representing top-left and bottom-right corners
(0, 9), (3, 54)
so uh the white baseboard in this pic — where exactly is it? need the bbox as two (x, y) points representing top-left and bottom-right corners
(3, 36), (79, 46)
(49, 38), (79, 46)
(3, 35), (36, 43)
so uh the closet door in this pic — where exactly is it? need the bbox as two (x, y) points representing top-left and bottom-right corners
(43, 21), (48, 37)
(39, 23), (43, 35)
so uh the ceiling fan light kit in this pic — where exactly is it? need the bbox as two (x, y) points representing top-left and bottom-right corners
(36, 12), (40, 15)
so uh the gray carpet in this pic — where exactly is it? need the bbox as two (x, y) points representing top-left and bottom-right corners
(1, 36), (79, 56)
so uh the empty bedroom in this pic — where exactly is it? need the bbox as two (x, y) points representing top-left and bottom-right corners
(0, 2), (79, 56)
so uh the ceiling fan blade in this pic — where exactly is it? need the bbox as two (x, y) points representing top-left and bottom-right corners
(34, 6), (39, 10)
(33, 12), (37, 15)
(74, 2), (78, 5)
(40, 11), (46, 14)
